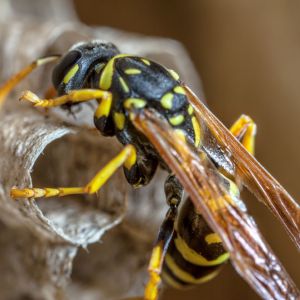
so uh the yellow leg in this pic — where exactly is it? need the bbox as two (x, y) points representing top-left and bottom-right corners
(229, 114), (257, 155)
(144, 207), (178, 300)
(0, 56), (60, 108)
(10, 144), (137, 199)
(144, 244), (164, 300)
(20, 88), (112, 108)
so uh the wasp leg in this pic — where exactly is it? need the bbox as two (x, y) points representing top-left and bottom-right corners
(144, 175), (183, 300)
(0, 56), (60, 107)
(20, 88), (112, 108)
(230, 114), (257, 155)
(10, 144), (136, 199)
(93, 91), (115, 136)
(21, 87), (114, 135)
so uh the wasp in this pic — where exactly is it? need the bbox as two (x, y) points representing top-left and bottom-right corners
(0, 40), (299, 300)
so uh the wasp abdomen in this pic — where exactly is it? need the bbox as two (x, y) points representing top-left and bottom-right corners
(162, 198), (229, 288)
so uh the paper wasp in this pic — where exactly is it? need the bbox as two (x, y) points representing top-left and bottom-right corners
(0, 40), (299, 300)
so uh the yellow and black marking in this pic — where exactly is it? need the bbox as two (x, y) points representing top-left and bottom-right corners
(162, 238), (222, 288)
(162, 198), (229, 288)
(2, 41), (258, 300)
(161, 116), (256, 290)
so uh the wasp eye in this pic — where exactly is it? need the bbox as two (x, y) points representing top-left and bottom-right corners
(52, 50), (81, 89)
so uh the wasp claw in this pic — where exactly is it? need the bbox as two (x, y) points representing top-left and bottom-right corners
(10, 187), (35, 199)
(19, 90), (41, 105)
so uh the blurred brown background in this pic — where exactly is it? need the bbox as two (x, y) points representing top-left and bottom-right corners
(73, 1), (300, 299)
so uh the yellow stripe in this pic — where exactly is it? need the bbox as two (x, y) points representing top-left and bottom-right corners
(99, 54), (131, 90)
(118, 76), (129, 93)
(168, 69), (180, 81)
(162, 271), (186, 289)
(188, 104), (194, 115)
(125, 68), (141, 75)
(124, 98), (146, 109)
(95, 96), (112, 118)
(124, 146), (137, 170)
(161, 93), (174, 109)
(63, 64), (79, 84)
(174, 86), (186, 95)
(169, 114), (185, 126)
(205, 233), (222, 245)
(165, 254), (221, 284)
(141, 58), (151, 66)
(174, 235), (229, 266)
(191, 116), (201, 147)
(113, 112), (126, 130)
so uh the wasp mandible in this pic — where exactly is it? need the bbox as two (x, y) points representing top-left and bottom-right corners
(0, 40), (299, 300)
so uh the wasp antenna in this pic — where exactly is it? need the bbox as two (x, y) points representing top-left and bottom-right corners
(36, 55), (61, 66)
(0, 55), (61, 108)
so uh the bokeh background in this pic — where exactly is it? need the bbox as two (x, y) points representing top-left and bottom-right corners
(72, 1), (300, 299)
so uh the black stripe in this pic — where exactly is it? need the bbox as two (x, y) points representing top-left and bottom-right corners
(163, 262), (190, 287)
(177, 199), (227, 261)
(164, 238), (222, 280)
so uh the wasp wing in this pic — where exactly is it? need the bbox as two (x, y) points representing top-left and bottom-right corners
(183, 85), (300, 251)
(132, 109), (299, 300)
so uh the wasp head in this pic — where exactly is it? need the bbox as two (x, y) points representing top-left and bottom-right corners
(52, 40), (120, 96)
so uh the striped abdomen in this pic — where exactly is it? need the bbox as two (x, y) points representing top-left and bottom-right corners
(162, 198), (230, 288)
